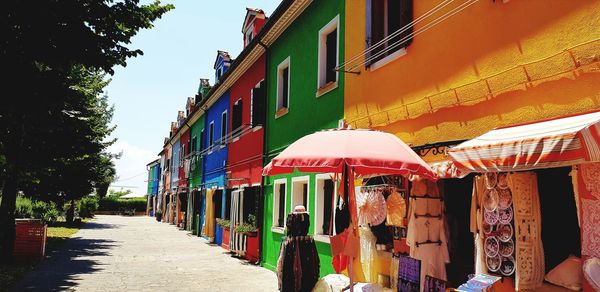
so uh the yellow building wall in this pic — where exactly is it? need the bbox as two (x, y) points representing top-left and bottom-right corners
(344, 0), (600, 146)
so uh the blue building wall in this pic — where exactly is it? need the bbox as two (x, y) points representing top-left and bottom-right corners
(202, 92), (229, 189)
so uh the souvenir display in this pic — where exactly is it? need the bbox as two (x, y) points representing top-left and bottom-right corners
(485, 172), (497, 189)
(423, 275), (446, 292)
(497, 224), (513, 242)
(499, 239), (514, 257)
(386, 191), (407, 227)
(486, 254), (501, 272)
(498, 206), (513, 224)
(483, 188), (499, 211)
(498, 188), (512, 209)
(500, 256), (516, 276)
(485, 236), (499, 258)
(398, 255), (421, 292)
(484, 208), (499, 225)
(483, 223), (494, 235)
(357, 187), (387, 226)
(497, 173), (509, 189)
(481, 172), (516, 276)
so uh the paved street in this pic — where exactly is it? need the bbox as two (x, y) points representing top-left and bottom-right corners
(12, 215), (278, 291)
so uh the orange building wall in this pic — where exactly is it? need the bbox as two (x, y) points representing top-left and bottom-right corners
(344, 0), (600, 146)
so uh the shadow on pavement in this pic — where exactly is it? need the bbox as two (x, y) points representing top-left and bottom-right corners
(10, 237), (118, 291)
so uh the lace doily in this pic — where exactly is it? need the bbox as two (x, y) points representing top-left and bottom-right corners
(580, 163), (600, 200)
(581, 198), (600, 258)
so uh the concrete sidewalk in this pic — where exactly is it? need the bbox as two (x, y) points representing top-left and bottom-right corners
(12, 215), (278, 291)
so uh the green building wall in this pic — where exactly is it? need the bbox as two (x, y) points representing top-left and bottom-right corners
(189, 116), (205, 188)
(261, 0), (345, 276)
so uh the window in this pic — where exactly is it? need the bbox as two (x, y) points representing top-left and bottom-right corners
(318, 16), (339, 89)
(315, 175), (336, 236)
(209, 122), (215, 151)
(191, 136), (197, 152)
(200, 129), (205, 153)
(291, 176), (310, 212)
(251, 80), (266, 127)
(276, 57), (290, 115)
(366, 0), (413, 66)
(221, 111), (227, 145)
(273, 179), (287, 228)
(232, 99), (243, 135)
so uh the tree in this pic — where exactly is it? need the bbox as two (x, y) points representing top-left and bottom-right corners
(0, 0), (173, 262)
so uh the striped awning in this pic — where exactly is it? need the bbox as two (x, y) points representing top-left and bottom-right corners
(448, 110), (600, 172)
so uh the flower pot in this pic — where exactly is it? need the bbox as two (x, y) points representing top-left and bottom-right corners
(242, 231), (258, 237)
(222, 228), (230, 250)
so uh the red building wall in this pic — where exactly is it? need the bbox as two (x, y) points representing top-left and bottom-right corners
(227, 54), (266, 188)
(179, 129), (190, 188)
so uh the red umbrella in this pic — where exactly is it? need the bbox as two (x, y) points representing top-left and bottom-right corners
(263, 128), (437, 180)
(263, 128), (436, 291)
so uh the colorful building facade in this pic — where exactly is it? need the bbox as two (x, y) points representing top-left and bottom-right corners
(261, 0), (345, 276)
(342, 0), (600, 287)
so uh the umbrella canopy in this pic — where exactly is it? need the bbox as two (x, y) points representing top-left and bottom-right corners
(263, 128), (437, 180)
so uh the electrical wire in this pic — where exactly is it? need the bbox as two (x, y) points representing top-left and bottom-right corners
(337, 0), (456, 69)
(339, 0), (480, 71)
(351, 0), (480, 70)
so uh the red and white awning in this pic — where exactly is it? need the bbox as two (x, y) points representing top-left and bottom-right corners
(448, 110), (600, 172)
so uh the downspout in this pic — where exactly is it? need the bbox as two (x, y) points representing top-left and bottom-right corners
(257, 40), (269, 266)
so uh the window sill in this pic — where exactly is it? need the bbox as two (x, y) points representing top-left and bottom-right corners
(252, 125), (263, 132)
(231, 136), (240, 143)
(367, 48), (407, 72)
(271, 227), (285, 234)
(275, 107), (289, 119)
(314, 234), (331, 243)
(315, 81), (338, 98)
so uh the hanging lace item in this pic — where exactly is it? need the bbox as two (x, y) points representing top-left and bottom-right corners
(580, 163), (600, 200)
(581, 198), (600, 258)
(508, 172), (545, 291)
(359, 226), (377, 282)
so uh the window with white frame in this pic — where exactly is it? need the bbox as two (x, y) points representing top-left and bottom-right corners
(366, 0), (413, 66)
(315, 175), (336, 236)
(318, 16), (339, 89)
(276, 57), (290, 114)
(291, 176), (309, 212)
(273, 179), (287, 228)
(209, 122), (215, 151)
(221, 111), (227, 145)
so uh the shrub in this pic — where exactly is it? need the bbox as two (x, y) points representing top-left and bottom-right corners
(78, 196), (99, 218)
(15, 196), (34, 219)
(32, 201), (60, 223)
(98, 197), (147, 212)
(234, 222), (258, 234)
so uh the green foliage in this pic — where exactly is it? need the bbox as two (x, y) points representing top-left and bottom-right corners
(108, 189), (132, 198)
(98, 197), (146, 212)
(234, 222), (258, 234)
(14, 197), (33, 219)
(78, 196), (99, 218)
(14, 196), (61, 224)
(216, 218), (231, 229)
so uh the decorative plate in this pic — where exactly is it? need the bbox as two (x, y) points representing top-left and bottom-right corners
(485, 173), (498, 190)
(500, 256), (516, 276)
(486, 254), (501, 272)
(497, 223), (513, 242)
(498, 188), (512, 209)
(498, 206), (514, 225)
(483, 223), (494, 235)
(499, 239), (514, 257)
(497, 173), (509, 189)
(484, 208), (500, 225)
(485, 236), (499, 258)
(483, 188), (499, 212)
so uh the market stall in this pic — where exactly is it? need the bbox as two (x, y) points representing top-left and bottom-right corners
(449, 110), (600, 291)
(263, 128), (438, 292)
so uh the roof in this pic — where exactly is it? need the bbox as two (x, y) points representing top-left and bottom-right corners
(242, 7), (266, 33)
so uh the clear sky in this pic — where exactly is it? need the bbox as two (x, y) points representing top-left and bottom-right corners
(106, 1), (280, 194)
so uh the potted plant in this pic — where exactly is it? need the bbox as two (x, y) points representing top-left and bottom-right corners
(234, 215), (259, 237)
(216, 218), (231, 250)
